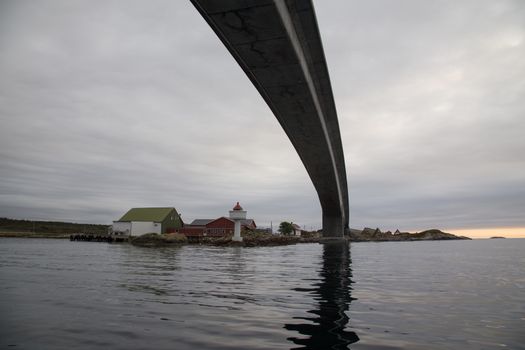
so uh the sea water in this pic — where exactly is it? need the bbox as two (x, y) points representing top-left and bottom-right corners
(0, 238), (523, 349)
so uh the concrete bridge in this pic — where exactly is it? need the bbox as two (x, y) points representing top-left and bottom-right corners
(190, 0), (348, 237)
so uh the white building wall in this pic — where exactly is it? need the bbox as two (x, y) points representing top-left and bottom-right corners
(112, 221), (131, 236)
(292, 227), (302, 236)
(130, 221), (161, 236)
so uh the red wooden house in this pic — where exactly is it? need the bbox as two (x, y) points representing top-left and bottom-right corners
(178, 217), (256, 237)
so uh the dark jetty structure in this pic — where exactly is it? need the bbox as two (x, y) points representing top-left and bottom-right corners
(69, 234), (126, 243)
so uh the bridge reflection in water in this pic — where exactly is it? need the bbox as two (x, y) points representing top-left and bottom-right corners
(285, 242), (359, 349)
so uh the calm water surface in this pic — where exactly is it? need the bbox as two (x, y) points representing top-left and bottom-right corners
(0, 238), (524, 349)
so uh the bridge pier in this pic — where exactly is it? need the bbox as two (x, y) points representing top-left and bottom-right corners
(322, 214), (344, 238)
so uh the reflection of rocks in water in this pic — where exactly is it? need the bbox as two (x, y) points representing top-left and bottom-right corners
(285, 241), (359, 349)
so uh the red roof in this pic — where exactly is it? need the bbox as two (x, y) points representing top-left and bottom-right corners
(233, 202), (243, 210)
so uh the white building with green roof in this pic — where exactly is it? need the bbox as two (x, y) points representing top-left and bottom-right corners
(112, 207), (182, 237)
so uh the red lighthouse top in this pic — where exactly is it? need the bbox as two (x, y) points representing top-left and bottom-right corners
(233, 202), (243, 210)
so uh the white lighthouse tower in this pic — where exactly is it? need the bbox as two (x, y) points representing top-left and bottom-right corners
(229, 202), (246, 242)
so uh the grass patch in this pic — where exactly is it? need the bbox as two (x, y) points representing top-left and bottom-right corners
(131, 233), (188, 247)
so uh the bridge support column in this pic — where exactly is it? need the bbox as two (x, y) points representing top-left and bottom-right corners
(322, 214), (344, 238)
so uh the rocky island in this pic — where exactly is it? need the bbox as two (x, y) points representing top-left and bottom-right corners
(348, 228), (470, 242)
(1, 218), (471, 245)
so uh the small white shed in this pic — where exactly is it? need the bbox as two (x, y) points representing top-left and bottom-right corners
(292, 223), (302, 236)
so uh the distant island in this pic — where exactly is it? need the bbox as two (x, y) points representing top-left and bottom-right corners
(348, 227), (471, 242)
(0, 217), (108, 238)
(490, 236), (506, 239)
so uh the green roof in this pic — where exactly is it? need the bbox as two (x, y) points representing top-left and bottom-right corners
(118, 207), (177, 222)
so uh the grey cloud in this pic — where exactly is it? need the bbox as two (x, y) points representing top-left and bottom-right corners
(1, 0), (524, 233)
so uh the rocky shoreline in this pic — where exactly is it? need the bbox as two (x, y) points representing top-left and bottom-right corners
(128, 228), (470, 247)
(130, 232), (319, 247)
(1, 228), (470, 246)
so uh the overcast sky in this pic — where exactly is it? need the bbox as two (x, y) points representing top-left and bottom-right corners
(1, 0), (524, 234)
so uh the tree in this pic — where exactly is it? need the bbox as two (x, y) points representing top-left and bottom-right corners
(279, 221), (293, 236)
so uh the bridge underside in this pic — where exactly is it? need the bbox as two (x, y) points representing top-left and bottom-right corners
(191, 0), (349, 237)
